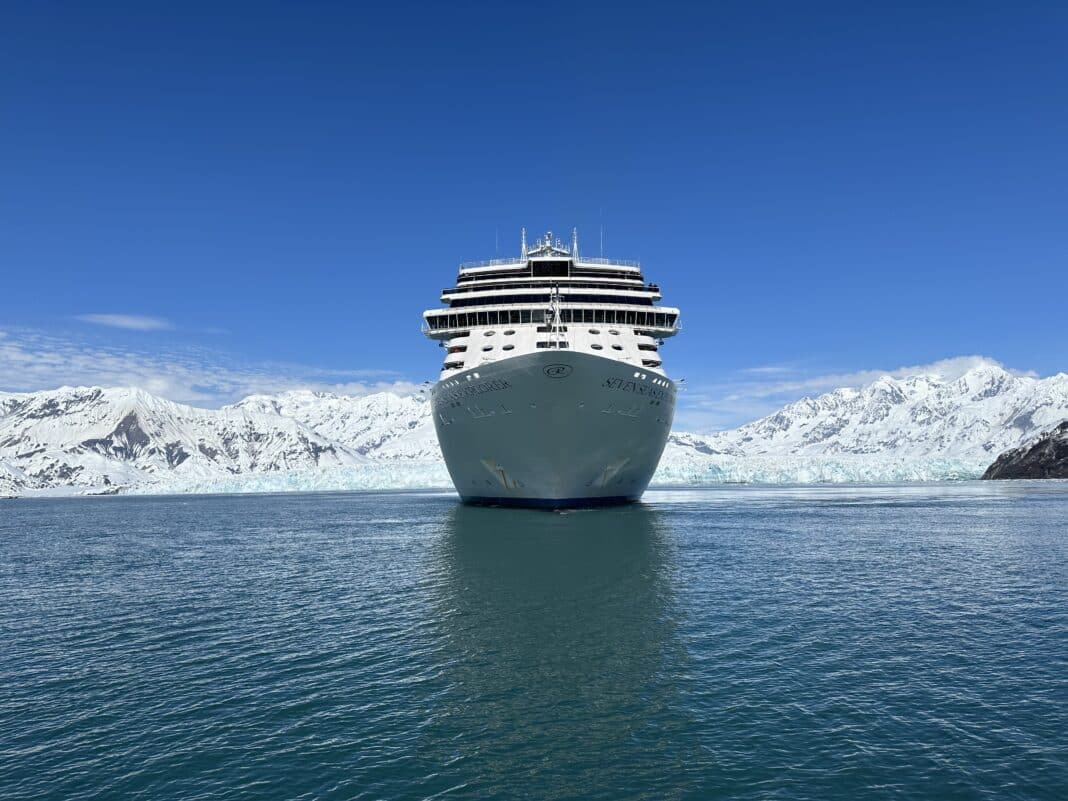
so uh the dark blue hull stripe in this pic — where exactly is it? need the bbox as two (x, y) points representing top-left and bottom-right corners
(461, 495), (638, 509)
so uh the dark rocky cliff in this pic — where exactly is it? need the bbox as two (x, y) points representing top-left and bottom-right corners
(982, 421), (1068, 479)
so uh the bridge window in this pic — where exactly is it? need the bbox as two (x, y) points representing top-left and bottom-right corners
(532, 260), (569, 277)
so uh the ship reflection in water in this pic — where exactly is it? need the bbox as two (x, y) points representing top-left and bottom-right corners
(425, 502), (706, 796)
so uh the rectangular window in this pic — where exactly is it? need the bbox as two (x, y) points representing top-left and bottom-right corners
(532, 260), (569, 277)
(510, 310), (520, 323)
(626, 310), (636, 324)
(595, 309), (605, 323)
(521, 310), (531, 323)
(477, 311), (488, 326)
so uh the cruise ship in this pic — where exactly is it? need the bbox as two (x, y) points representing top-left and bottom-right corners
(423, 229), (680, 507)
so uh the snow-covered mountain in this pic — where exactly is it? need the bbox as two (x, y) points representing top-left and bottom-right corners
(2, 364), (1066, 497)
(229, 390), (440, 461)
(658, 365), (1068, 483)
(0, 387), (364, 496)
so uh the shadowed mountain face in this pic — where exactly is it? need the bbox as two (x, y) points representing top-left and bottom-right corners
(983, 421), (1068, 480)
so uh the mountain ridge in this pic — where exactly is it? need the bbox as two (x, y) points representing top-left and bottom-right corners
(3, 365), (1066, 497)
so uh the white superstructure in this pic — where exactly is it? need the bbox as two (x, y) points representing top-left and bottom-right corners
(423, 229), (680, 507)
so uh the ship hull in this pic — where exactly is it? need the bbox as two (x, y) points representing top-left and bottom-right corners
(431, 351), (676, 507)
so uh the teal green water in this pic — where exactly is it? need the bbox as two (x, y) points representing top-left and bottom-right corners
(1, 484), (1066, 800)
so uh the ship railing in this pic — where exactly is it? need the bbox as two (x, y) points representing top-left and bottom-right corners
(458, 258), (527, 269)
(441, 282), (658, 296)
(457, 256), (642, 269)
(573, 257), (642, 268)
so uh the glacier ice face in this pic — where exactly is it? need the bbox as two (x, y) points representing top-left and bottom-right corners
(2, 365), (1067, 496)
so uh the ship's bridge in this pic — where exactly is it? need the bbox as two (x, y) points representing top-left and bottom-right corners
(424, 228), (680, 376)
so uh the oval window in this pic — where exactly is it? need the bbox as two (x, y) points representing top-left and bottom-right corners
(609, 329), (620, 335)
(504, 329), (516, 336)
(612, 344), (623, 351)
(589, 328), (600, 335)
(484, 330), (495, 336)
(591, 343), (603, 350)
(482, 345), (493, 351)
(503, 344), (515, 351)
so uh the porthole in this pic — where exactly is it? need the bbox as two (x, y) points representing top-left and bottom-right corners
(504, 329), (516, 336)
(482, 345), (493, 352)
(609, 329), (620, 335)
(612, 344), (623, 351)
(503, 344), (515, 351)
(591, 343), (604, 350)
(589, 328), (600, 335)
(484, 330), (495, 336)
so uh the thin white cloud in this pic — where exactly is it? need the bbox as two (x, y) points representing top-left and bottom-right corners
(0, 328), (421, 407)
(740, 365), (799, 375)
(76, 314), (174, 331)
(729, 355), (1034, 401)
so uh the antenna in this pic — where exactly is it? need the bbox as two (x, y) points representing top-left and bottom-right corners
(571, 227), (578, 257)
(520, 227), (527, 258)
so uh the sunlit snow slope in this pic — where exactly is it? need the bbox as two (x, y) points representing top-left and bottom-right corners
(1, 365), (1065, 496)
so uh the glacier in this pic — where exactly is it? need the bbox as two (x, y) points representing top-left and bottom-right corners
(2, 364), (1067, 497)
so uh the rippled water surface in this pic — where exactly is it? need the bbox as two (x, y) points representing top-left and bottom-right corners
(2, 483), (1067, 800)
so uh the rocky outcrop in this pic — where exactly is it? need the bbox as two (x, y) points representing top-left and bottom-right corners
(982, 421), (1068, 479)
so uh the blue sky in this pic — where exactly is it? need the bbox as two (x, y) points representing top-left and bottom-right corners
(2, 2), (1066, 430)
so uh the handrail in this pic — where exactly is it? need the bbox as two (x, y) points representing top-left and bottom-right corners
(442, 281), (659, 295)
(573, 257), (641, 268)
(457, 256), (642, 270)
(458, 258), (526, 269)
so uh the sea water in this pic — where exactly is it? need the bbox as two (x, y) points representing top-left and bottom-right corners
(1, 483), (1066, 799)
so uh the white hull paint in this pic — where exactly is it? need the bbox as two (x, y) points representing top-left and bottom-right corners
(432, 351), (676, 507)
